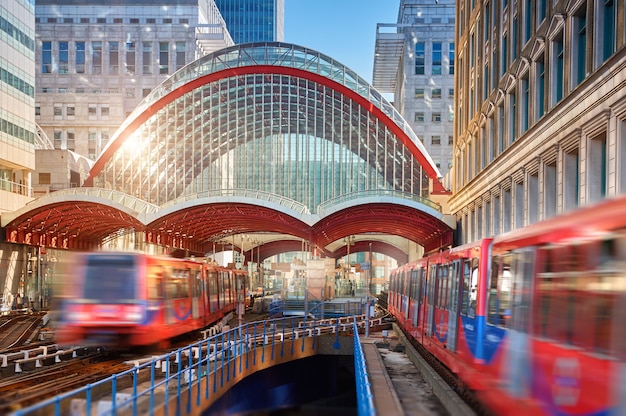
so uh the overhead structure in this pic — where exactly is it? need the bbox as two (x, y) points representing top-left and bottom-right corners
(4, 42), (452, 260)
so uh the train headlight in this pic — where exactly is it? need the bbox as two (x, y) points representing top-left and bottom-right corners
(67, 311), (89, 322)
(125, 311), (143, 321)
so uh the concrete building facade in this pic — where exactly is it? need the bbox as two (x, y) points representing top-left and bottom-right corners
(373, 0), (456, 178)
(1, 0), (36, 214)
(34, 0), (233, 163)
(451, 0), (626, 243)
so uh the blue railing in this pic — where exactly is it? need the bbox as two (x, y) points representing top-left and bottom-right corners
(353, 318), (376, 416)
(14, 314), (381, 416)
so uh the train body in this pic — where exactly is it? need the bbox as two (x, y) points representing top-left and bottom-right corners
(55, 252), (249, 348)
(389, 196), (626, 416)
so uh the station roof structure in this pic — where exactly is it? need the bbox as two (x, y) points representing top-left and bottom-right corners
(3, 42), (453, 263)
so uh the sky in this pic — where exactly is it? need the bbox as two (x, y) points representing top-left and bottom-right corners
(284, 0), (400, 85)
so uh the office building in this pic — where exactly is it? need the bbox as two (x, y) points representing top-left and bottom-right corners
(214, 0), (284, 44)
(0, 0), (36, 213)
(34, 0), (233, 162)
(373, 0), (456, 178)
(450, 0), (626, 243)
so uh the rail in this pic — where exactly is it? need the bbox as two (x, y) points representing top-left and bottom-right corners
(13, 315), (381, 416)
(353, 316), (376, 416)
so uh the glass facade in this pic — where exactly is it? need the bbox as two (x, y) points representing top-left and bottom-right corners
(92, 43), (438, 212)
(214, 0), (284, 43)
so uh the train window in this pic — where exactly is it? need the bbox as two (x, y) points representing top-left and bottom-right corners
(147, 267), (163, 300)
(410, 269), (420, 299)
(460, 259), (472, 315)
(509, 250), (533, 333)
(498, 258), (512, 325)
(487, 256), (500, 325)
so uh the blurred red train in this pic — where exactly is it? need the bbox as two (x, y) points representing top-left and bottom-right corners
(389, 195), (626, 416)
(55, 252), (249, 348)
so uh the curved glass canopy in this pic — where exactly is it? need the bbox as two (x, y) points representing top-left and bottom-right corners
(90, 42), (441, 212)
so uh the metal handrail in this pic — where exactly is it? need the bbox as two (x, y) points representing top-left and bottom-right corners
(353, 317), (376, 416)
(13, 314), (380, 416)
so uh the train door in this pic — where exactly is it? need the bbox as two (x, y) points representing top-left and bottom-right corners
(501, 248), (533, 399)
(191, 267), (201, 319)
(402, 270), (410, 321)
(410, 267), (422, 328)
(446, 259), (461, 352)
(426, 265), (438, 337)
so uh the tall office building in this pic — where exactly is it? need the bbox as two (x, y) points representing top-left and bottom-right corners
(34, 0), (233, 165)
(214, 0), (284, 44)
(373, 0), (456, 178)
(450, 0), (626, 244)
(0, 0), (36, 213)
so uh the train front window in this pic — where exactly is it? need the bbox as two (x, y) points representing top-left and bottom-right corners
(83, 255), (136, 302)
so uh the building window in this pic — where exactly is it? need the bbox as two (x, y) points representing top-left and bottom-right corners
(573, 7), (587, 86)
(432, 113), (442, 122)
(501, 34), (507, 75)
(432, 88), (442, 98)
(432, 136), (441, 145)
(80, 18), (89, 23)
(39, 173), (51, 185)
(142, 88), (151, 97)
(552, 31), (564, 105)
(598, 0), (616, 63)
(589, 132), (607, 202)
(432, 42), (442, 75)
(113, 18), (123, 24)
(58, 41), (69, 74)
(67, 106), (75, 116)
(126, 42), (135, 75)
(88, 105), (97, 116)
(535, 55), (545, 120)
(449, 42), (455, 75)
(101, 106), (109, 117)
(130, 18), (139, 24)
(537, 0), (546, 24)
(414, 112), (425, 122)
(109, 42), (119, 74)
(147, 18), (156, 24)
(75, 41), (85, 74)
(159, 42), (169, 74)
(53, 130), (62, 149)
(35, 106), (40, 116)
(54, 105), (62, 116)
(512, 16), (518, 60)
(520, 74), (529, 132)
(175, 42), (186, 70)
(448, 136), (453, 145)
(415, 88), (424, 99)
(92, 41), (102, 74)
(67, 131), (75, 151)
(96, 18), (106, 24)
(164, 18), (172, 24)
(485, 2), (491, 41)
(415, 42), (425, 75)
(126, 88), (135, 97)
(523, 0), (532, 44)
(448, 88), (454, 98)
(142, 42), (153, 74)
(42, 41), (52, 73)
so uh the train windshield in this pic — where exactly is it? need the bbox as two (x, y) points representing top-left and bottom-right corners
(82, 255), (137, 302)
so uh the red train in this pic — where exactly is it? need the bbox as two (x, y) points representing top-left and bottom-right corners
(389, 195), (626, 416)
(55, 252), (250, 348)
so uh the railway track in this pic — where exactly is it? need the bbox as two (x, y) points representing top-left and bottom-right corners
(0, 315), (44, 351)
(0, 355), (132, 413)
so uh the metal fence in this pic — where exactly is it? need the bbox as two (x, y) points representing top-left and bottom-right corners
(13, 314), (378, 416)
